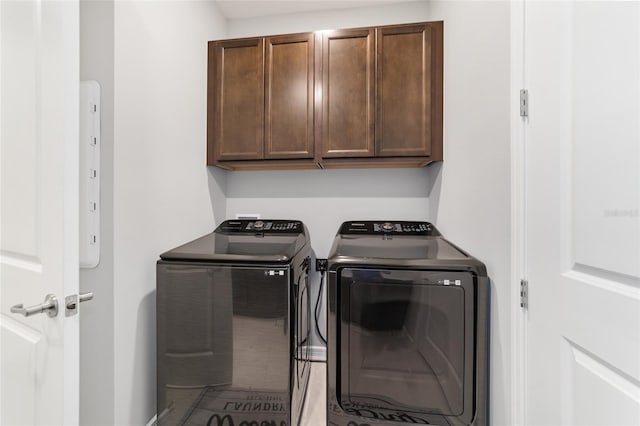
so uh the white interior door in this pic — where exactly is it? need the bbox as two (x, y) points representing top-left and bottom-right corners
(0, 1), (80, 425)
(524, 1), (640, 424)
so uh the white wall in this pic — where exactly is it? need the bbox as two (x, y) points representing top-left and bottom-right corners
(80, 2), (114, 424)
(113, 2), (226, 424)
(226, 169), (431, 257)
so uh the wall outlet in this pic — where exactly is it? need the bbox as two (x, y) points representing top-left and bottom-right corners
(235, 213), (261, 219)
(316, 258), (328, 272)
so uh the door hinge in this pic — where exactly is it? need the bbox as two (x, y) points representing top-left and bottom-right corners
(520, 89), (528, 117)
(520, 279), (528, 309)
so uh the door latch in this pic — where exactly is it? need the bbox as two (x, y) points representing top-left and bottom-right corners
(65, 292), (94, 317)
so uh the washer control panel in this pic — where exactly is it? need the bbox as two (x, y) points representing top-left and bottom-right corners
(339, 221), (437, 236)
(218, 220), (303, 234)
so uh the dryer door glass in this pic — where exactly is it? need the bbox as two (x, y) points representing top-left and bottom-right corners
(338, 268), (475, 420)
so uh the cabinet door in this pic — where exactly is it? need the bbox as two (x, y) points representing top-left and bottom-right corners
(265, 33), (314, 159)
(322, 29), (375, 158)
(209, 38), (264, 161)
(376, 22), (443, 157)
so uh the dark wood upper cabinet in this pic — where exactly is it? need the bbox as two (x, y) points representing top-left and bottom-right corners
(321, 28), (375, 158)
(376, 22), (443, 158)
(209, 38), (264, 161)
(265, 33), (315, 159)
(208, 34), (315, 165)
(207, 21), (443, 170)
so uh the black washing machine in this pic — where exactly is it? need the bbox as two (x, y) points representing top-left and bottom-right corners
(327, 221), (489, 426)
(156, 220), (313, 426)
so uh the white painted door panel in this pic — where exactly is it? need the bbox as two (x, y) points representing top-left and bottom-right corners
(0, 0), (80, 424)
(525, 1), (640, 425)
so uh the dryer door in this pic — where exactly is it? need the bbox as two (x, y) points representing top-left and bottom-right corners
(337, 268), (475, 424)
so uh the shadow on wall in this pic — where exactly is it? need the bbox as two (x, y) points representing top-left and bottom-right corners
(133, 291), (156, 425)
(426, 162), (443, 224)
(207, 166), (228, 223)
(222, 167), (435, 199)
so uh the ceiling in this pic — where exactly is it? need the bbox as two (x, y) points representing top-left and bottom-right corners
(214, 0), (408, 20)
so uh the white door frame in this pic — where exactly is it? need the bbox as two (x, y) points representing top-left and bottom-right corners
(510, 0), (527, 424)
(61, 0), (81, 420)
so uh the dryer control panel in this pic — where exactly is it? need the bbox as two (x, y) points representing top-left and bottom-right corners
(339, 221), (439, 236)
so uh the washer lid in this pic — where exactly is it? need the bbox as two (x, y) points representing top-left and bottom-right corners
(160, 219), (308, 263)
(332, 234), (466, 260)
(329, 221), (487, 274)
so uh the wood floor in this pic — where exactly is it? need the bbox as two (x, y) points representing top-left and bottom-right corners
(300, 362), (326, 425)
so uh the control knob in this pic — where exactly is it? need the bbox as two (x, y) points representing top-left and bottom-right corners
(253, 220), (265, 230)
(382, 222), (395, 232)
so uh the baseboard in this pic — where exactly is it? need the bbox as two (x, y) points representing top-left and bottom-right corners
(305, 345), (326, 362)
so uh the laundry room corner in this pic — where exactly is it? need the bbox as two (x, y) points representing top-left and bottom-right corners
(79, 1), (514, 425)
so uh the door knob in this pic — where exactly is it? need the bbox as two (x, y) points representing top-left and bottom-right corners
(65, 292), (94, 316)
(10, 294), (59, 318)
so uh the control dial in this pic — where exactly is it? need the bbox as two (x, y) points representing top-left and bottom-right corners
(382, 222), (395, 232)
(253, 220), (265, 230)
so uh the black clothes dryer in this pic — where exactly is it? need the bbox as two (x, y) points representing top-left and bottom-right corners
(156, 220), (313, 426)
(327, 221), (490, 426)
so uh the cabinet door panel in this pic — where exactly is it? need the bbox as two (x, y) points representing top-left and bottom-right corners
(265, 34), (314, 159)
(210, 39), (264, 161)
(376, 23), (443, 157)
(322, 29), (375, 158)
